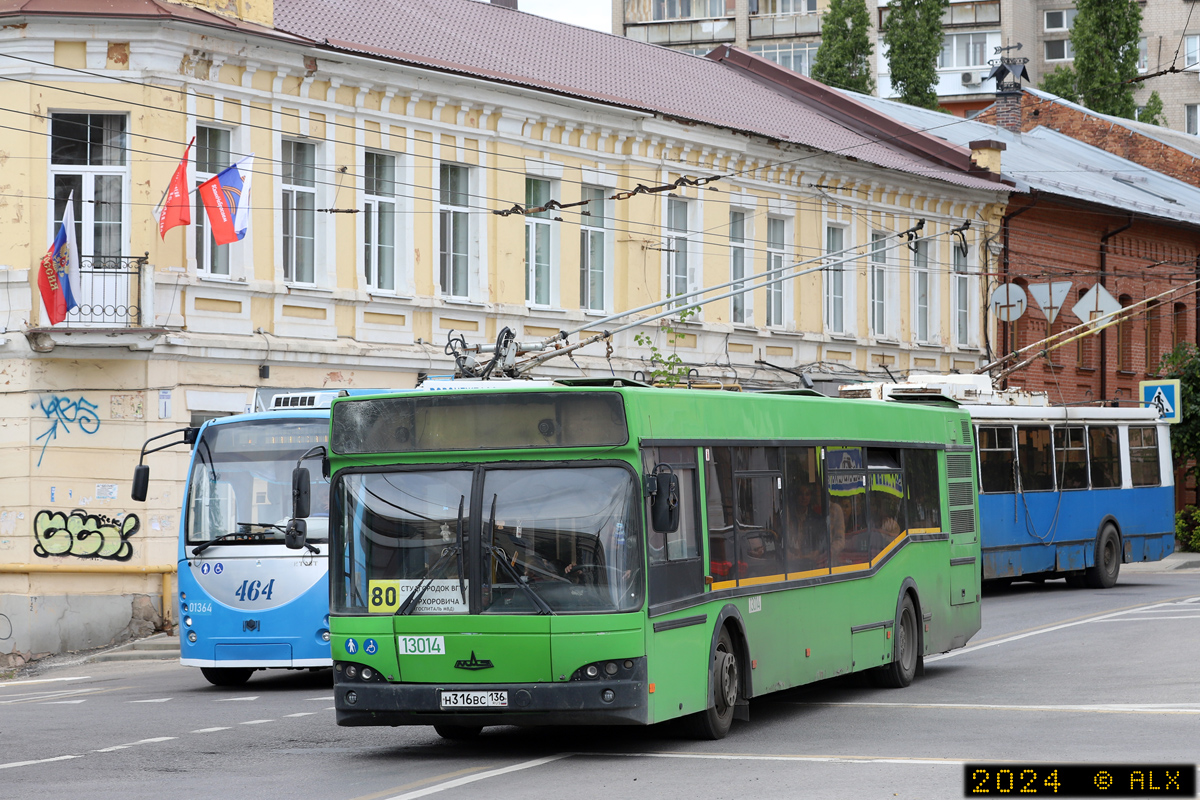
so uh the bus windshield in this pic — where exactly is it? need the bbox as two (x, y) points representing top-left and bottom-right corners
(186, 418), (330, 545)
(334, 465), (643, 614)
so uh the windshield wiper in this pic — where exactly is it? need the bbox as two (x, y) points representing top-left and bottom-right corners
(397, 496), (465, 616)
(191, 532), (247, 556)
(484, 495), (553, 615)
(192, 524), (320, 556)
(240, 522), (321, 554)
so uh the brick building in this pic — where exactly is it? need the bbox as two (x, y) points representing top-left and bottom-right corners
(850, 90), (1200, 409)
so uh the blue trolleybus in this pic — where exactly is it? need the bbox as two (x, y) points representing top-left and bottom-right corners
(134, 391), (362, 685)
(842, 375), (1175, 588)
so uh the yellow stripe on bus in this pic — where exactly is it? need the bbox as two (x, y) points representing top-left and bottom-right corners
(831, 562), (869, 575)
(870, 534), (907, 567)
(711, 580), (738, 591)
(786, 568), (830, 581)
(738, 573), (787, 588)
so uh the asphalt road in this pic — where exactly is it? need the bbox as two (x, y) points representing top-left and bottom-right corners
(3, 567), (1198, 800)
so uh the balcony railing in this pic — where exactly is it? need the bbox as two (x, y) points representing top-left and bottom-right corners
(63, 253), (147, 328)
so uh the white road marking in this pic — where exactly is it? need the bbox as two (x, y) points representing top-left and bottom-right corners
(1092, 615), (1200, 621)
(214, 696), (259, 702)
(40, 700), (88, 705)
(0, 755), (79, 770)
(129, 698), (172, 703)
(307, 696), (334, 701)
(240, 720), (273, 725)
(191, 727), (231, 733)
(584, 751), (964, 766)
(93, 737), (176, 753)
(792, 701), (1200, 715)
(285, 712), (316, 718)
(927, 601), (1192, 662)
(325, 707), (336, 711)
(2, 688), (100, 705)
(383, 754), (571, 800)
(0, 677), (90, 688)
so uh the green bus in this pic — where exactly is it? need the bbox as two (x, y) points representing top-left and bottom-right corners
(297, 380), (981, 739)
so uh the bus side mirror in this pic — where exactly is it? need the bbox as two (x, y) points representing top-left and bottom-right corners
(292, 467), (311, 519)
(131, 464), (150, 502)
(285, 518), (308, 550)
(649, 469), (680, 534)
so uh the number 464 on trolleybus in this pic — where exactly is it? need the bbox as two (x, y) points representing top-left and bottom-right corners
(283, 380), (982, 738)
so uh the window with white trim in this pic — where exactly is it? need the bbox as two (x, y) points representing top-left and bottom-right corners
(825, 224), (845, 333)
(50, 113), (128, 261)
(363, 151), (396, 292)
(439, 163), (470, 298)
(1189, 105), (1200, 136)
(913, 240), (930, 343)
(1187, 36), (1200, 69)
(1045, 38), (1075, 61)
(194, 126), (230, 276)
(525, 177), (552, 307)
(281, 139), (316, 284)
(580, 186), (607, 312)
(1044, 9), (1077, 31)
(766, 217), (786, 327)
(749, 41), (821, 76)
(939, 33), (992, 68)
(953, 245), (971, 346)
(730, 210), (749, 324)
(667, 197), (690, 306)
(869, 232), (887, 337)
(1138, 37), (1148, 72)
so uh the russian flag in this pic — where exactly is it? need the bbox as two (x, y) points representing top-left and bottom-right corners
(198, 155), (253, 245)
(38, 195), (81, 326)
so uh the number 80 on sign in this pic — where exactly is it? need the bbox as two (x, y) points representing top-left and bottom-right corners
(368, 579), (401, 612)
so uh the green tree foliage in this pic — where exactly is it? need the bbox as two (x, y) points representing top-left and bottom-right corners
(1038, 65), (1079, 103)
(881, 0), (949, 110)
(1071, 0), (1142, 117)
(812, 0), (875, 94)
(1138, 90), (1167, 126)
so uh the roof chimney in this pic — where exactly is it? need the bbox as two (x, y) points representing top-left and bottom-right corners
(968, 139), (1005, 175)
(994, 90), (1023, 133)
(491, 0), (518, 8)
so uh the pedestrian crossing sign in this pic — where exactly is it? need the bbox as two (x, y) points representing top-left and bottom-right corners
(1139, 379), (1181, 424)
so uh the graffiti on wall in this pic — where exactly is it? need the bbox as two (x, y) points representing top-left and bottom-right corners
(33, 510), (140, 561)
(32, 395), (100, 468)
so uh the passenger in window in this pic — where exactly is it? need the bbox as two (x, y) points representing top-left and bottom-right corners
(828, 497), (846, 563)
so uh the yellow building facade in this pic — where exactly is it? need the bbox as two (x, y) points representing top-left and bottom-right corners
(0, 0), (1006, 664)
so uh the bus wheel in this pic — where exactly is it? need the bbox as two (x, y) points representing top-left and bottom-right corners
(200, 667), (254, 686)
(686, 627), (739, 740)
(433, 724), (483, 740)
(873, 594), (918, 689)
(1085, 525), (1121, 589)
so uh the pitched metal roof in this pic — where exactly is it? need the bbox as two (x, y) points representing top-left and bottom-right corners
(273, 0), (1004, 192)
(1023, 87), (1200, 160)
(850, 92), (1200, 227)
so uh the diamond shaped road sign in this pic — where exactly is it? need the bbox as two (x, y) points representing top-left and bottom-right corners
(1140, 379), (1182, 424)
(1071, 283), (1121, 329)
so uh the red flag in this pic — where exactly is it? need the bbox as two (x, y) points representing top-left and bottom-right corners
(158, 137), (193, 239)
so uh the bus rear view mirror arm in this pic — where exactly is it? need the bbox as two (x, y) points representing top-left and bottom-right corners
(130, 426), (200, 502)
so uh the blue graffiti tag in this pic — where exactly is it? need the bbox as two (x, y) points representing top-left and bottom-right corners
(33, 395), (101, 468)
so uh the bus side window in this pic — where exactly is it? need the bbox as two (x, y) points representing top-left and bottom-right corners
(977, 426), (1015, 493)
(865, 447), (905, 562)
(1129, 426), (1161, 487)
(783, 447), (828, 573)
(826, 447), (867, 566)
(1017, 426), (1055, 492)
(705, 447), (736, 583)
(734, 470), (784, 580)
(1088, 426), (1122, 488)
(1054, 427), (1088, 490)
(642, 446), (701, 563)
(904, 449), (941, 532)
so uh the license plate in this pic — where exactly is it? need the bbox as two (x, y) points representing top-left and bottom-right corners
(398, 635), (445, 655)
(440, 690), (508, 709)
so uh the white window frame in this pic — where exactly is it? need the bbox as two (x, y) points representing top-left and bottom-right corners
(749, 41), (821, 76)
(579, 186), (610, 313)
(939, 32), (994, 69)
(1189, 104), (1200, 136)
(1137, 37), (1148, 73)
(730, 209), (752, 325)
(824, 223), (847, 334)
(953, 244), (976, 347)
(1187, 36), (1200, 70)
(1044, 38), (1075, 62)
(525, 176), (555, 308)
(666, 196), (692, 308)
(194, 125), (232, 277)
(49, 112), (130, 263)
(912, 239), (932, 344)
(363, 150), (398, 293)
(438, 162), (472, 300)
(281, 138), (317, 285)
(869, 232), (888, 338)
(765, 217), (788, 328)
(1043, 9), (1077, 31)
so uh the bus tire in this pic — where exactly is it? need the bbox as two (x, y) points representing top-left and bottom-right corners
(433, 724), (483, 740)
(873, 594), (918, 689)
(1085, 525), (1121, 589)
(686, 626), (739, 740)
(200, 667), (254, 686)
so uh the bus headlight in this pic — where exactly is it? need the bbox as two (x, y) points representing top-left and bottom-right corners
(319, 629), (331, 642)
(187, 631), (197, 643)
(184, 616), (192, 627)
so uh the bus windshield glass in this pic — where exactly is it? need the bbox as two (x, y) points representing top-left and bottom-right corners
(333, 465), (643, 614)
(186, 419), (329, 545)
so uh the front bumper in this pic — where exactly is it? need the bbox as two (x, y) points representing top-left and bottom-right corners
(335, 677), (649, 727)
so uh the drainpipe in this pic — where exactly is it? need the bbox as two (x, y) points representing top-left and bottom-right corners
(1000, 192), (1040, 388)
(1099, 214), (1134, 403)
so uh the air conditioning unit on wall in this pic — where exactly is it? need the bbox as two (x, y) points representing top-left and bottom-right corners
(962, 71), (983, 86)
